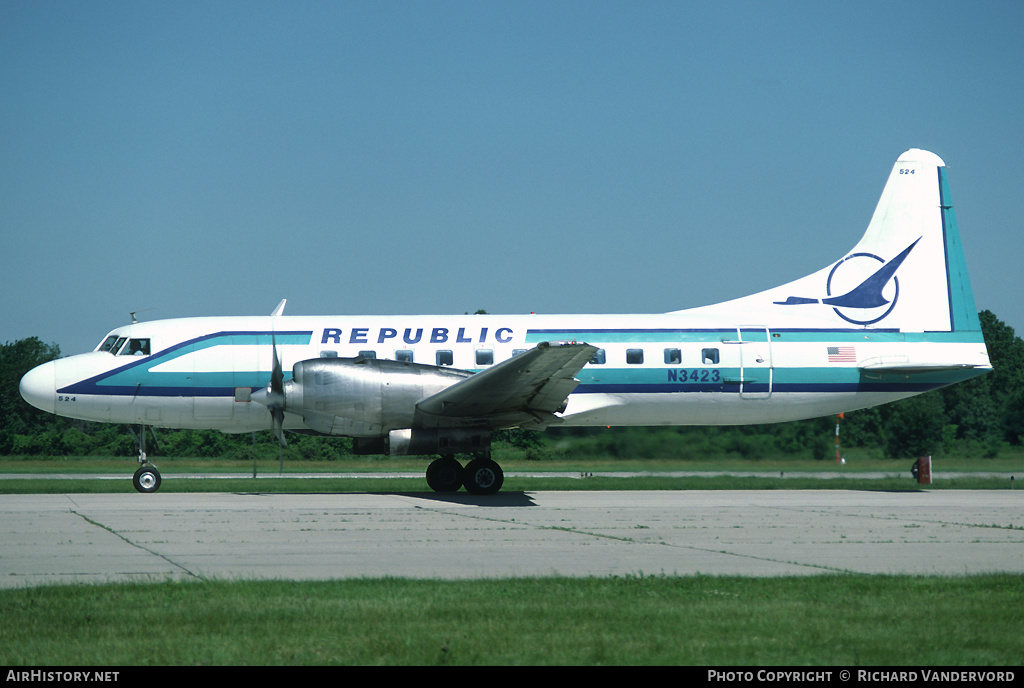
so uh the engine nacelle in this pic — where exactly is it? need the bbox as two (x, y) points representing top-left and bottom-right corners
(352, 428), (492, 457)
(386, 428), (492, 457)
(283, 356), (471, 436)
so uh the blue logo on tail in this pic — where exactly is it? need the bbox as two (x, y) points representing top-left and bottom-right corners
(774, 238), (921, 325)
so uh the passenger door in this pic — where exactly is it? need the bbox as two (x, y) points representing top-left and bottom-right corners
(737, 326), (773, 399)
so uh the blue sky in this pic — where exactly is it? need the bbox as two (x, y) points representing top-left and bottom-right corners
(3, 1), (1022, 356)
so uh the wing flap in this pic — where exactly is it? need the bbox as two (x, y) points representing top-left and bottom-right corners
(416, 341), (597, 428)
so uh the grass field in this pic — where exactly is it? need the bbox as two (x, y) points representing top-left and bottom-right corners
(2, 575), (1022, 666)
(0, 454), (1020, 494)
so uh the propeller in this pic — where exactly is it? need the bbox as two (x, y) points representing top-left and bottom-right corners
(268, 335), (288, 474)
(250, 333), (288, 473)
(251, 302), (290, 474)
(267, 334), (287, 448)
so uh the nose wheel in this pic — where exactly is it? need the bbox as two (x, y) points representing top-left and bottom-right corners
(131, 424), (162, 493)
(133, 464), (162, 493)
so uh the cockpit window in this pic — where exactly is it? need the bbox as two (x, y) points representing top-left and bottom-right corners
(99, 335), (122, 353)
(120, 338), (151, 356)
(100, 336), (129, 354)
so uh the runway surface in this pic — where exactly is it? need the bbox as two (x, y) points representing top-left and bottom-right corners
(2, 490), (1021, 588)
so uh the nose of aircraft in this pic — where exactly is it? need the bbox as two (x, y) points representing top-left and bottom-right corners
(20, 361), (56, 414)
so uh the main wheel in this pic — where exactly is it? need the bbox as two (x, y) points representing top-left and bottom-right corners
(463, 458), (504, 495)
(132, 465), (161, 493)
(426, 457), (463, 493)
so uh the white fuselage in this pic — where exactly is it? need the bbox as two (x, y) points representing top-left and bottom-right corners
(22, 311), (990, 434)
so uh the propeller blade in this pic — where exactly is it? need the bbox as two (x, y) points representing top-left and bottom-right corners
(268, 335), (287, 447)
(249, 333), (289, 466)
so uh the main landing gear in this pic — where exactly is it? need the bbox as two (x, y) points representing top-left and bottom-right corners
(426, 455), (504, 495)
(130, 424), (162, 493)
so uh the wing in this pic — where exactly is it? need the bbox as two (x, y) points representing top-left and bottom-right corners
(415, 341), (598, 429)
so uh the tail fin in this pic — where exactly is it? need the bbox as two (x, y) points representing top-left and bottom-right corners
(685, 149), (982, 334)
(828, 148), (981, 332)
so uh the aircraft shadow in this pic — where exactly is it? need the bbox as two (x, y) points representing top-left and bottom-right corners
(389, 491), (537, 507)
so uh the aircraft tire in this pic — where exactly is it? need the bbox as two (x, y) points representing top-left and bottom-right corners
(463, 458), (504, 495)
(426, 457), (463, 493)
(132, 465), (161, 493)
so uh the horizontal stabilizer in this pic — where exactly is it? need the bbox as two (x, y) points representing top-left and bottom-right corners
(859, 362), (984, 375)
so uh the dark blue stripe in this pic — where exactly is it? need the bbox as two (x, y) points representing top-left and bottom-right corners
(575, 381), (945, 394)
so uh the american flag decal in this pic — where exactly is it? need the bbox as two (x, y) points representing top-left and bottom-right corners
(827, 346), (856, 362)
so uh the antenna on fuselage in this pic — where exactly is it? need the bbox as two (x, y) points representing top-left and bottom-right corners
(129, 307), (155, 324)
(271, 299), (286, 316)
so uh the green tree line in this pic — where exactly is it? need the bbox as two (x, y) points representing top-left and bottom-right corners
(3, 310), (1022, 462)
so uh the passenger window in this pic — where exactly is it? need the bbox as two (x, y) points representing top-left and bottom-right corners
(626, 349), (644, 364)
(121, 338), (150, 356)
(319, 350), (338, 358)
(512, 349), (528, 357)
(436, 350), (454, 366)
(664, 348), (682, 364)
(395, 350), (413, 362)
(358, 350), (377, 359)
(476, 349), (494, 366)
(702, 348), (720, 365)
(589, 349), (606, 365)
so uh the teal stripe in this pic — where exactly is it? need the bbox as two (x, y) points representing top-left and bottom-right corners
(527, 329), (984, 345)
(578, 366), (983, 387)
(938, 167), (982, 333)
(95, 331), (311, 391)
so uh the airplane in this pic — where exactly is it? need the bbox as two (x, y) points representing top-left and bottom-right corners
(19, 149), (991, 495)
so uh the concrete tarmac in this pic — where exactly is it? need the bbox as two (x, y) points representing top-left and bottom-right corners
(1, 490), (1021, 588)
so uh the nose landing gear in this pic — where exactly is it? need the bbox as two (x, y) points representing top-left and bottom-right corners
(130, 424), (162, 493)
(132, 464), (161, 493)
